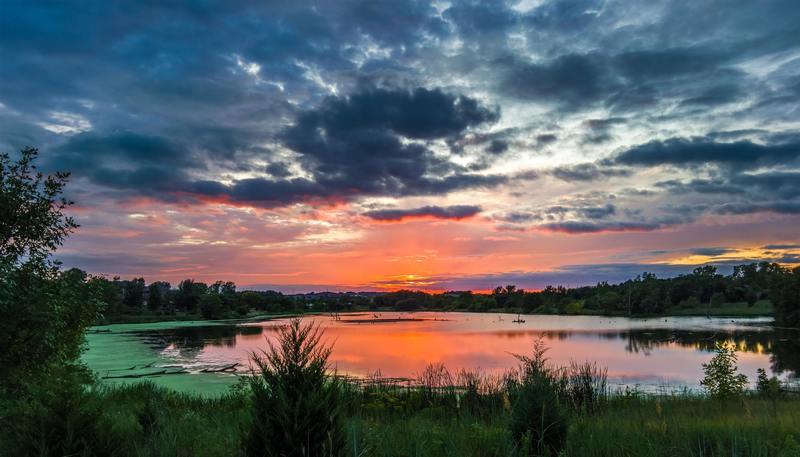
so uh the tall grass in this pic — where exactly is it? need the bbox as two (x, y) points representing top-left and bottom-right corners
(566, 395), (800, 456)
(6, 371), (797, 456)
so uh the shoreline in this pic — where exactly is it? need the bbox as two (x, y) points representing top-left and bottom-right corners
(94, 302), (775, 327)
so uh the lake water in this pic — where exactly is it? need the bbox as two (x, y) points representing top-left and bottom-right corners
(83, 312), (800, 395)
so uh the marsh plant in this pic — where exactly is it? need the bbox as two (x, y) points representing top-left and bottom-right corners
(700, 341), (749, 399)
(246, 319), (346, 457)
(510, 340), (569, 457)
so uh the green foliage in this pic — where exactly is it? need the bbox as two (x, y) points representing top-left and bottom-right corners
(246, 319), (346, 457)
(200, 293), (224, 319)
(0, 147), (76, 270)
(774, 266), (800, 328)
(700, 341), (749, 399)
(147, 281), (170, 311)
(510, 341), (568, 456)
(176, 279), (205, 312)
(709, 291), (726, 307)
(0, 366), (125, 457)
(756, 368), (782, 399)
(123, 277), (145, 308)
(0, 147), (102, 390)
(567, 396), (800, 457)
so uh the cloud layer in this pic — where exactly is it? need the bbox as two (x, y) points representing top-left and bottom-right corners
(2, 0), (799, 288)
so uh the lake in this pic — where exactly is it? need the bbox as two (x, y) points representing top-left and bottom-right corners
(83, 312), (800, 395)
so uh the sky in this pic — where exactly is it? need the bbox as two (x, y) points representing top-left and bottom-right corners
(2, 0), (799, 292)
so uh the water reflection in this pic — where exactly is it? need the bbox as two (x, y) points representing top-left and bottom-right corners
(134, 324), (264, 357)
(119, 312), (798, 389)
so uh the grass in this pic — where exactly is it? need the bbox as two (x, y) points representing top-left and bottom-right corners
(30, 382), (795, 457)
(664, 300), (774, 317)
(567, 395), (800, 456)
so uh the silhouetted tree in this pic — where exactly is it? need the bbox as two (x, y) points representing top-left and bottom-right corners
(774, 266), (800, 328)
(175, 279), (205, 312)
(146, 281), (170, 311)
(0, 147), (102, 388)
(122, 277), (145, 309)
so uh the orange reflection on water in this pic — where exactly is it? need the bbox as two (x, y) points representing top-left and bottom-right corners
(197, 312), (782, 388)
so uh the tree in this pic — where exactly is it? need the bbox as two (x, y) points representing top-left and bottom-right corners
(246, 319), (345, 457)
(0, 147), (102, 388)
(176, 278), (205, 312)
(709, 291), (726, 308)
(146, 281), (170, 311)
(122, 277), (145, 309)
(755, 368), (782, 399)
(700, 341), (748, 399)
(774, 266), (800, 328)
(211, 280), (238, 312)
(199, 293), (223, 319)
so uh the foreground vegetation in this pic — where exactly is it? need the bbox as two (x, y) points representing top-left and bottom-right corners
(5, 383), (800, 456)
(3, 332), (799, 456)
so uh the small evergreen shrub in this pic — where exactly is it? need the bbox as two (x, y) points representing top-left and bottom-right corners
(510, 340), (568, 457)
(245, 319), (345, 457)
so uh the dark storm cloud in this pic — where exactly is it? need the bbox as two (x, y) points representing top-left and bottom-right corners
(443, 0), (518, 36)
(427, 263), (732, 291)
(614, 137), (800, 169)
(580, 117), (626, 143)
(714, 202), (800, 215)
(579, 204), (616, 219)
(499, 211), (542, 224)
(613, 47), (730, 81)
(486, 139), (509, 154)
(538, 220), (675, 234)
(689, 247), (736, 256)
(285, 88), (498, 142)
(777, 253), (800, 263)
(654, 178), (746, 195)
(731, 171), (800, 200)
(763, 244), (800, 250)
(363, 205), (482, 222)
(536, 134), (558, 146)
(53, 132), (197, 170)
(680, 83), (745, 107)
(265, 162), (292, 178)
(3, 0), (800, 223)
(33, 86), (505, 207)
(58, 253), (169, 275)
(550, 163), (632, 182)
(498, 53), (619, 109)
(495, 44), (753, 112)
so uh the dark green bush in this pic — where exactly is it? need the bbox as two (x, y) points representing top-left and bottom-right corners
(246, 319), (346, 457)
(0, 366), (127, 457)
(510, 341), (568, 457)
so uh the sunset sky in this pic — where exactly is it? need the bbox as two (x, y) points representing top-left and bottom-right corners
(2, 1), (799, 292)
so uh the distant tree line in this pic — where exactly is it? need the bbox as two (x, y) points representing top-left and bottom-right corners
(334, 263), (799, 327)
(93, 261), (800, 327)
(84, 274), (300, 320)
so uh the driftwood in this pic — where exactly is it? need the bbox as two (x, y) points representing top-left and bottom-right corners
(101, 362), (240, 379)
(106, 361), (157, 372)
(102, 369), (188, 379)
(201, 363), (239, 373)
